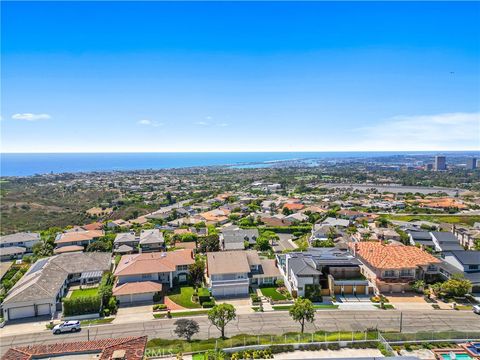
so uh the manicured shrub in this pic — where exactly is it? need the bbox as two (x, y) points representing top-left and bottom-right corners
(63, 295), (101, 316)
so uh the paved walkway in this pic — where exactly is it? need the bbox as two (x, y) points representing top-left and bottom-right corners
(164, 296), (186, 310)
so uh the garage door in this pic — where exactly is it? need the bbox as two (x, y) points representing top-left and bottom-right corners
(118, 292), (153, 304)
(213, 285), (248, 297)
(8, 306), (35, 320)
(36, 304), (51, 316)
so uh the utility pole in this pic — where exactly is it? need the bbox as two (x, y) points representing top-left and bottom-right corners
(399, 312), (403, 332)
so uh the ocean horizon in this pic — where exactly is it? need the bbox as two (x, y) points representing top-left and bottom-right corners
(1, 151), (477, 177)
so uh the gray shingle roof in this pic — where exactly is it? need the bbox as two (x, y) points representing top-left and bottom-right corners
(3, 252), (111, 305)
(0, 232), (40, 245)
(447, 250), (480, 265)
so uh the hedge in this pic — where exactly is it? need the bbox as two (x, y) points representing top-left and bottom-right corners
(202, 300), (215, 308)
(241, 226), (312, 234)
(63, 295), (101, 316)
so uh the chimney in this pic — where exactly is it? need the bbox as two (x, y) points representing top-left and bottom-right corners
(111, 349), (126, 360)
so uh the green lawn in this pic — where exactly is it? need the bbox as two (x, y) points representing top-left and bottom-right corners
(147, 331), (379, 352)
(154, 310), (209, 319)
(273, 304), (339, 311)
(81, 318), (114, 326)
(167, 287), (202, 309)
(260, 287), (287, 301)
(374, 304), (395, 310)
(70, 288), (99, 299)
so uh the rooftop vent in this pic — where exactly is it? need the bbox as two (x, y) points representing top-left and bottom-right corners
(111, 349), (126, 360)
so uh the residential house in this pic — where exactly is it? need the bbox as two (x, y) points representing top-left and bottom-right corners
(452, 225), (480, 250)
(430, 231), (464, 252)
(3, 336), (147, 360)
(0, 247), (27, 262)
(220, 228), (259, 250)
(196, 209), (230, 225)
(54, 229), (104, 252)
(439, 250), (480, 292)
(276, 248), (372, 298)
(408, 230), (436, 250)
(107, 219), (132, 229)
(113, 232), (139, 254)
(2, 252), (111, 321)
(113, 249), (194, 304)
(206, 250), (281, 297)
(139, 229), (165, 252)
(0, 232), (41, 259)
(351, 242), (441, 293)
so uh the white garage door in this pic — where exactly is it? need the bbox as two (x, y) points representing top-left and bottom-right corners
(213, 285), (248, 297)
(8, 306), (35, 320)
(37, 304), (51, 316)
(118, 292), (153, 304)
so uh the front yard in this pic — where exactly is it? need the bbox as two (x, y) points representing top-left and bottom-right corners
(167, 286), (213, 309)
(260, 287), (287, 301)
(70, 287), (99, 299)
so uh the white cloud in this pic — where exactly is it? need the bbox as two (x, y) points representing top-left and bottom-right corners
(194, 121), (209, 126)
(217, 123), (229, 127)
(353, 112), (480, 150)
(12, 113), (51, 121)
(137, 119), (163, 127)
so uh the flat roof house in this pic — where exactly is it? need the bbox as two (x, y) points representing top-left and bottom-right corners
(351, 242), (441, 294)
(276, 248), (372, 298)
(206, 250), (281, 297)
(2, 252), (111, 321)
(113, 249), (194, 304)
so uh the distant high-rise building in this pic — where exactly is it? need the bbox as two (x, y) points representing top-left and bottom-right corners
(434, 156), (446, 171)
(425, 163), (433, 171)
(466, 157), (477, 170)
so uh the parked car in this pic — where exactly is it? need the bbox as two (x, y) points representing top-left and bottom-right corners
(52, 320), (81, 334)
(473, 305), (480, 315)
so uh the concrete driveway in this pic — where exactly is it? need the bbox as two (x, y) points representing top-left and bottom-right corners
(216, 297), (253, 314)
(385, 294), (434, 311)
(113, 304), (154, 324)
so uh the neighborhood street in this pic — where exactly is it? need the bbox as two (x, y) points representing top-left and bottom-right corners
(1, 310), (479, 355)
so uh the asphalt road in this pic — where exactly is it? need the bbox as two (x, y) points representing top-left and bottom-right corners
(1, 310), (479, 355)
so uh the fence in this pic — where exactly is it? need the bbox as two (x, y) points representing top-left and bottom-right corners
(146, 330), (480, 359)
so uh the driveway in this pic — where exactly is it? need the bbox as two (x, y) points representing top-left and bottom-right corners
(385, 294), (434, 311)
(216, 297), (253, 314)
(113, 304), (154, 324)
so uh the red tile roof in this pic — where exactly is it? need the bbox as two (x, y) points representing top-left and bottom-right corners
(114, 249), (194, 276)
(2, 336), (147, 360)
(113, 281), (163, 296)
(351, 242), (441, 270)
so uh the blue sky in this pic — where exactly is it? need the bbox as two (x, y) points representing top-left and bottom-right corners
(2, 1), (479, 152)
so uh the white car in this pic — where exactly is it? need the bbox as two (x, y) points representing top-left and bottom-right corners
(473, 305), (480, 315)
(52, 320), (81, 334)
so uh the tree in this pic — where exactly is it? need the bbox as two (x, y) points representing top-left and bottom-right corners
(289, 298), (315, 333)
(86, 241), (109, 252)
(282, 207), (293, 216)
(255, 237), (271, 251)
(189, 260), (205, 287)
(198, 235), (220, 253)
(441, 274), (472, 298)
(208, 304), (236, 339)
(174, 319), (200, 342)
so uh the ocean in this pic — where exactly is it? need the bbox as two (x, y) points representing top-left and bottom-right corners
(0, 151), (458, 177)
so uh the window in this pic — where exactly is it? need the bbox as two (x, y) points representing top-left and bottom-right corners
(142, 274), (151, 279)
(400, 269), (414, 277)
(177, 265), (188, 271)
(470, 265), (478, 270)
(383, 270), (396, 278)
